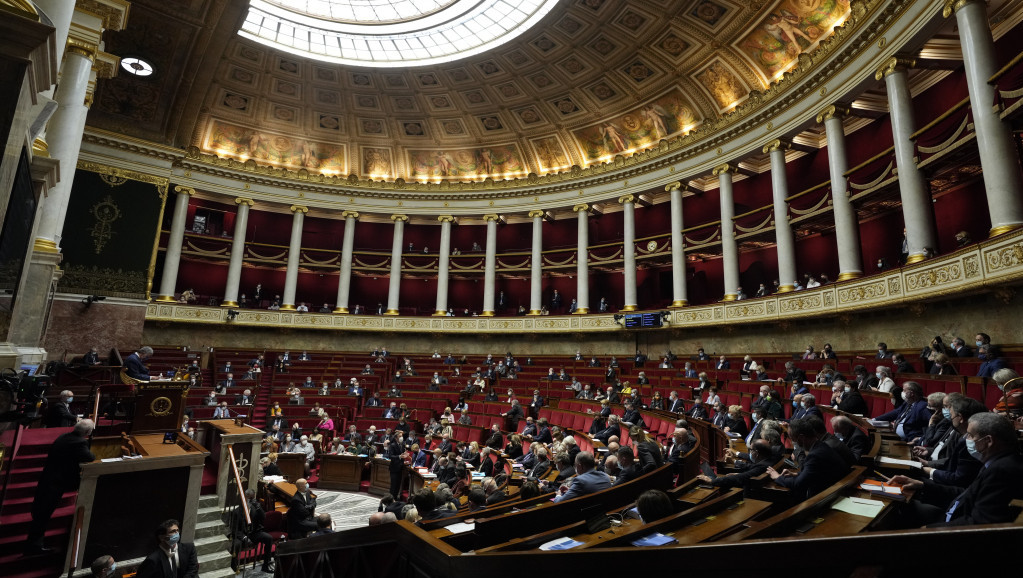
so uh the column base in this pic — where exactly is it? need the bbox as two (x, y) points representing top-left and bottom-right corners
(279, 304), (297, 311)
(155, 296), (177, 303)
(621, 305), (638, 311)
(480, 311), (495, 317)
(573, 308), (589, 314)
(333, 307), (349, 314)
(989, 224), (1022, 237)
(836, 271), (862, 282)
(904, 253), (927, 265)
(432, 310), (448, 316)
(220, 301), (239, 307)
(384, 309), (400, 316)
(776, 285), (795, 293)
(670, 300), (688, 307)
(721, 294), (737, 302)
(527, 310), (543, 316)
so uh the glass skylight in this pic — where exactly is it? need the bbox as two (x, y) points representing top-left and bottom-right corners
(239, 0), (561, 67)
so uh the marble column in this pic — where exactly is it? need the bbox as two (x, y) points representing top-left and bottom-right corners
(877, 58), (939, 264)
(279, 205), (307, 311)
(714, 164), (739, 301)
(528, 210), (545, 315)
(481, 214), (499, 316)
(385, 215), (408, 315)
(817, 105), (863, 280)
(620, 195), (638, 311)
(334, 211), (358, 313)
(434, 216), (454, 315)
(220, 197), (253, 307)
(765, 140), (798, 291)
(573, 204), (590, 314)
(666, 182), (688, 307)
(946, 0), (1023, 235)
(33, 42), (95, 252)
(155, 186), (195, 302)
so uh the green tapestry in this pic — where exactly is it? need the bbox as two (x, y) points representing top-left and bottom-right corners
(57, 165), (168, 298)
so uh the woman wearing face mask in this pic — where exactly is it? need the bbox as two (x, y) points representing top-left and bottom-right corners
(875, 366), (896, 393)
(913, 392), (952, 447)
(992, 368), (1023, 422)
(835, 380), (869, 415)
(928, 353), (957, 376)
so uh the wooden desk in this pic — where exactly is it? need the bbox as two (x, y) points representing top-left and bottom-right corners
(69, 433), (208, 574)
(203, 419), (264, 507)
(275, 452), (307, 482)
(369, 457), (396, 496)
(318, 453), (366, 491)
(268, 481), (317, 511)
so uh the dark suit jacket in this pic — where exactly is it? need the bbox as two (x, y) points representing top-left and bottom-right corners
(287, 493), (318, 538)
(774, 441), (850, 502)
(717, 361), (731, 369)
(929, 452), (1023, 526)
(667, 398), (685, 413)
(686, 405), (709, 420)
(842, 428), (870, 460)
(711, 456), (776, 490)
(593, 424), (620, 444)
(877, 400), (930, 441)
(124, 353), (150, 381)
(635, 440), (664, 473)
(45, 402), (77, 428)
(533, 426), (553, 444)
(41, 432), (95, 492)
(929, 436), (982, 488)
(837, 390), (869, 416)
(136, 543), (199, 578)
(725, 416), (748, 437)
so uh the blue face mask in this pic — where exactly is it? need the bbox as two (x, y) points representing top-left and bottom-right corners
(942, 408), (951, 420)
(66, 397), (73, 403)
(976, 341), (983, 348)
(964, 438), (983, 460)
(168, 532), (180, 545)
(800, 402), (807, 408)
(109, 562), (117, 574)
(875, 373), (882, 380)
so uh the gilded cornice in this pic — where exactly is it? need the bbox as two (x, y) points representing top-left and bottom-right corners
(76, 160), (169, 194)
(75, 0), (131, 31)
(85, 0), (921, 207)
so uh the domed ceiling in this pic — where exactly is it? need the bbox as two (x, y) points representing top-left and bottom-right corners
(88, 0), (855, 182)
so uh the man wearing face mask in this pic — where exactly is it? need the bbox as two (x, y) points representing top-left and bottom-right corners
(699, 439), (777, 494)
(767, 418), (850, 502)
(136, 519), (198, 578)
(90, 555), (119, 577)
(913, 397), (986, 492)
(873, 381), (930, 441)
(751, 385), (783, 420)
(287, 478), (318, 539)
(976, 344), (1007, 378)
(686, 398), (709, 420)
(875, 342), (892, 359)
(213, 402), (230, 419)
(831, 416), (870, 460)
(834, 380), (869, 415)
(45, 389), (78, 427)
(26, 419), (96, 555)
(891, 412), (1023, 527)
(298, 435), (315, 476)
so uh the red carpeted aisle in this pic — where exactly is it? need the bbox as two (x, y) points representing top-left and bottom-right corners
(0, 426), (75, 578)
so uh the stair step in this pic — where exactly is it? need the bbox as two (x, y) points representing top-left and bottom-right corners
(197, 505), (224, 523)
(195, 519), (227, 539)
(198, 549), (234, 572)
(194, 534), (231, 557)
(199, 494), (221, 508)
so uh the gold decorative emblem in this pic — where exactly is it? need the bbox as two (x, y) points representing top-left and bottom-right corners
(88, 195), (122, 254)
(150, 396), (173, 416)
(646, 240), (658, 251)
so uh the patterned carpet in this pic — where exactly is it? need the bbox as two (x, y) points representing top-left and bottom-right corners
(238, 489), (380, 577)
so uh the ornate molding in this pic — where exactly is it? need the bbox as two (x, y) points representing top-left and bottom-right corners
(572, 204), (589, 213)
(235, 197), (255, 206)
(712, 163), (736, 176)
(290, 205), (309, 214)
(436, 215), (454, 223)
(174, 185), (195, 196)
(816, 104), (852, 124)
(75, 0), (131, 31)
(763, 139), (792, 154)
(618, 194), (635, 205)
(342, 210), (360, 219)
(391, 214), (409, 222)
(483, 214), (500, 222)
(942, 0), (974, 18)
(0, 0), (38, 20)
(528, 210), (546, 219)
(65, 37), (98, 62)
(875, 56), (916, 80)
(76, 160), (170, 193)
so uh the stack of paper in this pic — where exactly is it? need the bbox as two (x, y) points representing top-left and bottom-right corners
(631, 533), (677, 547)
(539, 537), (585, 550)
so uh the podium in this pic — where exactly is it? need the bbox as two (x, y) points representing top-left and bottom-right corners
(65, 433), (209, 573)
(202, 419), (264, 507)
(133, 380), (190, 432)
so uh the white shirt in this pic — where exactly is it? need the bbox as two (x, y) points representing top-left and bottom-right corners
(877, 377), (895, 393)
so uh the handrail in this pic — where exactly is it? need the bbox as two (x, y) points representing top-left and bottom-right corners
(227, 444), (251, 526)
(785, 179), (830, 202)
(67, 505), (86, 578)
(989, 49), (1023, 84)
(842, 147), (895, 178)
(732, 203), (773, 221)
(681, 220), (720, 234)
(910, 96), (971, 141)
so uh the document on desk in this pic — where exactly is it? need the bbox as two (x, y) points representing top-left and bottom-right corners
(101, 458), (123, 463)
(831, 496), (885, 518)
(539, 537), (585, 550)
(443, 522), (475, 535)
(878, 456), (921, 468)
(632, 533), (677, 547)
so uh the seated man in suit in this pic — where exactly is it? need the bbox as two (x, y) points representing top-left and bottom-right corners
(698, 439), (777, 493)
(875, 381), (931, 441)
(686, 398), (709, 420)
(44, 390), (78, 428)
(767, 417), (851, 502)
(791, 393), (823, 421)
(553, 452), (611, 502)
(892, 412), (1023, 527)
(593, 414), (622, 445)
(82, 347), (102, 366)
(235, 389), (254, 406)
(621, 402), (644, 429)
(123, 346), (154, 382)
(830, 416), (870, 461)
(216, 373), (236, 394)
(136, 519), (199, 578)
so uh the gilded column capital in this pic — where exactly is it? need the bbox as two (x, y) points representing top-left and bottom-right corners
(875, 56), (916, 80)
(572, 204), (589, 213)
(437, 215), (454, 223)
(617, 194), (635, 205)
(234, 197), (254, 206)
(816, 104), (851, 124)
(0, 0), (40, 20)
(664, 181), (683, 193)
(712, 163), (736, 176)
(342, 210), (360, 219)
(763, 139), (791, 154)
(290, 205), (308, 214)
(943, 0), (975, 18)
(174, 185), (196, 196)
(391, 214), (409, 222)
(75, 0), (131, 31)
(483, 214), (500, 222)
(65, 37), (98, 62)
(528, 210), (546, 219)
(93, 51), (120, 80)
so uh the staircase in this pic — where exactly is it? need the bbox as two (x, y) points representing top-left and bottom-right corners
(193, 494), (235, 578)
(0, 426), (76, 578)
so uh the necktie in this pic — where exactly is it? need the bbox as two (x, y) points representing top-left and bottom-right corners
(170, 550), (177, 576)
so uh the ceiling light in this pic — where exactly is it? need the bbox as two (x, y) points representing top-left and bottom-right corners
(120, 57), (154, 77)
